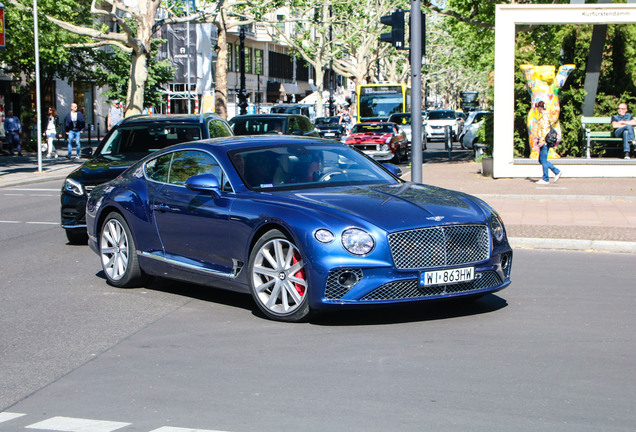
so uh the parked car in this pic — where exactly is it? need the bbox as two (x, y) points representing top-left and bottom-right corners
(425, 110), (462, 141)
(343, 122), (409, 162)
(314, 116), (346, 140)
(387, 112), (428, 150)
(86, 135), (513, 322)
(459, 110), (491, 147)
(61, 113), (233, 244)
(270, 104), (314, 121)
(229, 114), (318, 137)
(462, 111), (492, 151)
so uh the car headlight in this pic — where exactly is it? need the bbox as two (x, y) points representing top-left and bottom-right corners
(64, 178), (84, 197)
(381, 144), (389, 151)
(341, 228), (374, 255)
(490, 213), (504, 242)
(314, 229), (335, 244)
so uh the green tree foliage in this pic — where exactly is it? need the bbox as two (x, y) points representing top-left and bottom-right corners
(90, 40), (173, 109)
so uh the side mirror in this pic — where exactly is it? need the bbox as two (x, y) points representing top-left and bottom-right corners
(292, 129), (304, 136)
(382, 163), (402, 178)
(185, 173), (221, 198)
(81, 147), (93, 158)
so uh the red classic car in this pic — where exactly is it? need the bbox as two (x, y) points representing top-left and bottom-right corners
(343, 122), (409, 162)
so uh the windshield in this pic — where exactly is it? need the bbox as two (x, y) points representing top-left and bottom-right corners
(230, 117), (286, 135)
(388, 114), (411, 125)
(98, 125), (202, 157)
(229, 143), (399, 191)
(315, 117), (340, 126)
(427, 111), (456, 120)
(351, 124), (393, 134)
(473, 112), (489, 123)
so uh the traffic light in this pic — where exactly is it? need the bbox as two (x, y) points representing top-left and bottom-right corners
(380, 10), (405, 49)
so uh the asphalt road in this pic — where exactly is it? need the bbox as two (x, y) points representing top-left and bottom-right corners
(1, 179), (635, 432)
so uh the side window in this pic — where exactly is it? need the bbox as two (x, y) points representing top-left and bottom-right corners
(208, 119), (232, 138)
(167, 150), (232, 192)
(288, 117), (299, 133)
(300, 117), (313, 132)
(99, 128), (127, 155)
(145, 153), (173, 183)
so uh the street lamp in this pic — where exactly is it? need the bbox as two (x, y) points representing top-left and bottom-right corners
(238, 25), (248, 115)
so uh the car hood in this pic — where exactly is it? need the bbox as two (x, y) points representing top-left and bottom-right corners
(274, 183), (488, 232)
(426, 119), (456, 126)
(347, 132), (391, 141)
(75, 155), (139, 184)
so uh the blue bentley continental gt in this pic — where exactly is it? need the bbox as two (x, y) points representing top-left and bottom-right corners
(86, 136), (512, 322)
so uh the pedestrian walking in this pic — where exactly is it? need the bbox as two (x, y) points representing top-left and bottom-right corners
(535, 101), (561, 185)
(64, 103), (85, 159)
(107, 100), (124, 131)
(3, 109), (22, 156)
(42, 106), (61, 159)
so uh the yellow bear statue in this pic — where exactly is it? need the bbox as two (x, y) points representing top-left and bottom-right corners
(520, 64), (576, 159)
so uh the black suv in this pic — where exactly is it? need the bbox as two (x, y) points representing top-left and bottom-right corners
(228, 114), (318, 137)
(314, 116), (346, 140)
(61, 113), (233, 244)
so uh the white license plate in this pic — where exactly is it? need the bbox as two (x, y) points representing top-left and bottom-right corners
(324, 132), (335, 136)
(420, 267), (475, 286)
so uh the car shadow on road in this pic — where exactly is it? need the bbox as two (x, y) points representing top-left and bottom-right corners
(310, 294), (508, 326)
(95, 271), (508, 325)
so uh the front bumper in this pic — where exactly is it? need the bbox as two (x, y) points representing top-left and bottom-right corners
(307, 249), (513, 310)
(60, 191), (88, 230)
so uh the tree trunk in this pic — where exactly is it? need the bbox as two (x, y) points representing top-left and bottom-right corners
(215, 24), (228, 119)
(125, 49), (148, 116)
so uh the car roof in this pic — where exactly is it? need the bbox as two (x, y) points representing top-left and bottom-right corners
(118, 113), (224, 125)
(160, 135), (333, 153)
(229, 114), (302, 122)
(355, 122), (394, 126)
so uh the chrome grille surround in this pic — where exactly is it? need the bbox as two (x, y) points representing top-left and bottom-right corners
(360, 271), (502, 301)
(388, 225), (490, 270)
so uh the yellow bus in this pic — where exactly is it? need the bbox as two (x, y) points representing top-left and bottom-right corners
(356, 83), (410, 123)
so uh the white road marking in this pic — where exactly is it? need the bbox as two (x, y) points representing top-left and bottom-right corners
(2, 188), (59, 192)
(25, 416), (131, 432)
(0, 412), (26, 423)
(0, 221), (57, 225)
(150, 427), (231, 432)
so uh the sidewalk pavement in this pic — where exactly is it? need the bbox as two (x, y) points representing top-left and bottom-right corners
(1, 152), (635, 254)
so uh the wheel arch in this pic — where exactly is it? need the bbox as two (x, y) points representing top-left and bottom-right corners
(248, 221), (295, 257)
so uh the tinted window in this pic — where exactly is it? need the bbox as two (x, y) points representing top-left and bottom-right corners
(230, 144), (397, 191)
(299, 116), (314, 133)
(99, 125), (203, 156)
(352, 124), (393, 134)
(208, 119), (233, 138)
(168, 151), (223, 186)
(388, 114), (411, 125)
(145, 153), (172, 183)
(231, 118), (285, 135)
(427, 111), (456, 120)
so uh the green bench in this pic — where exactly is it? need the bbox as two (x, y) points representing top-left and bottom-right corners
(581, 116), (628, 158)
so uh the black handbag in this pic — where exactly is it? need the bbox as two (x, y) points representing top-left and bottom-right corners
(545, 126), (558, 148)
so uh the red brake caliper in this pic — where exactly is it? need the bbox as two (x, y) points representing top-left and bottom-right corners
(292, 253), (306, 296)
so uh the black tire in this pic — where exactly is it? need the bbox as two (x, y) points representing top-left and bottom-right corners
(248, 229), (311, 322)
(99, 212), (145, 288)
(65, 229), (88, 245)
